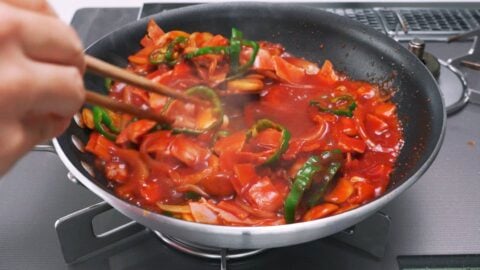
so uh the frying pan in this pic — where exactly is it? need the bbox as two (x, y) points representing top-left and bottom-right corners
(53, 3), (445, 249)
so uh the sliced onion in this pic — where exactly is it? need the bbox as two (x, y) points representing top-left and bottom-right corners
(234, 197), (277, 219)
(170, 155), (219, 185)
(156, 203), (191, 214)
(355, 112), (398, 154)
(181, 213), (195, 222)
(227, 78), (264, 92)
(189, 201), (219, 224)
(176, 184), (210, 198)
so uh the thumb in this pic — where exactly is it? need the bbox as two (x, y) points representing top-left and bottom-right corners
(0, 0), (57, 17)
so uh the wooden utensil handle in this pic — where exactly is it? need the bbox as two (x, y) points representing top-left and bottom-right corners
(85, 55), (208, 106)
(85, 90), (172, 123)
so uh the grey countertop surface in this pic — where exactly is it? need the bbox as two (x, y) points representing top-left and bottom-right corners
(46, 0), (480, 23)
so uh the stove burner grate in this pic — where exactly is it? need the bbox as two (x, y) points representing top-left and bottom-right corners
(154, 231), (264, 260)
(448, 28), (480, 105)
(154, 231), (264, 270)
(55, 200), (392, 268)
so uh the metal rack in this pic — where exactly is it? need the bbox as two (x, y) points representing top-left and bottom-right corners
(140, 4), (480, 41)
(55, 201), (391, 269)
(324, 8), (480, 40)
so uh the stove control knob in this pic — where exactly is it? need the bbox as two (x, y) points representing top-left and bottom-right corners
(408, 38), (440, 79)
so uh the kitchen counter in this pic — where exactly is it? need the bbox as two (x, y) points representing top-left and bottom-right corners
(1, 2), (480, 270)
(48, 0), (480, 24)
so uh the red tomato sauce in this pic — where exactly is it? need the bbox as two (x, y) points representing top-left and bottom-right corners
(84, 20), (403, 226)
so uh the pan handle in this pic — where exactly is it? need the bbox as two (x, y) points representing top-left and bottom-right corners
(32, 141), (85, 185)
(32, 141), (56, 154)
(55, 201), (147, 264)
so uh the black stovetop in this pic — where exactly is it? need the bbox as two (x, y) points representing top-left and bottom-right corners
(1, 3), (480, 270)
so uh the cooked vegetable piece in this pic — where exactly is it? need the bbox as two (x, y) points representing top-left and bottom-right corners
(116, 119), (156, 144)
(246, 177), (283, 212)
(165, 36), (188, 64)
(185, 46), (228, 59)
(150, 36), (188, 65)
(165, 85), (223, 134)
(185, 27), (259, 78)
(324, 177), (355, 204)
(82, 108), (95, 129)
(92, 106), (119, 141)
(237, 39), (259, 74)
(104, 77), (113, 91)
(306, 150), (343, 207)
(84, 24), (403, 226)
(227, 77), (264, 92)
(157, 204), (192, 214)
(229, 27), (243, 74)
(310, 95), (357, 117)
(141, 19), (165, 47)
(302, 203), (339, 221)
(283, 149), (343, 223)
(185, 86), (223, 127)
(246, 119), (291, 165)
(284, 155), (321, 223)
(212, 130), (231, 144)
(85, 132), (117, 160)
(184, 191), (202, 201)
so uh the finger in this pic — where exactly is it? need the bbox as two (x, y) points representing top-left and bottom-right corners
(0, 114), (67, 176)
(0, 0), (56, 16)
(11, 5), (85, 72)
(0, 122), (26, 176)
(25, 61), (86, 119)
(0, 113), (70, 176)
(21, 114), (71, 145)
(51, 116), (72, 137)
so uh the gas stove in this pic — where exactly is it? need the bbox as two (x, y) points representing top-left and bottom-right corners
(1, 3), (480, 270)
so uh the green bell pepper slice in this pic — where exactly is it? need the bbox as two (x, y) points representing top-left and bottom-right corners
(92, 106), (119, 141)
(162, 86), (223, 135)
(229, 27), (243, 74)
(305, 149), (343, 207)
(184, 46), (228, 59)
(104, 77), (112, 91)
(184, 27), (259, 78)
(165, 36), (188, 65)
(284, 149), (343, 223)
(310, 95), (357, 117)
(150, 36), (189, 65)
(246, 119), (291, 165)
(238, 39), (259, 73)
(284, 156), (321, 223)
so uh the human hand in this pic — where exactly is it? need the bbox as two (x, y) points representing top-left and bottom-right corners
(0, 0), (85, 175)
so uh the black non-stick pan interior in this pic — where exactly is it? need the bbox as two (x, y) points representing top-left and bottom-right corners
(58, 3), (444, 205)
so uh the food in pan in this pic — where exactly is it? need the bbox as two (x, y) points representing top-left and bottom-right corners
(83, 20), (403, 226)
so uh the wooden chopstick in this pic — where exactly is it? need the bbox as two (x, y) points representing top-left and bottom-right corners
(85, 90), (172, 123)
(460, 60), (480, 70)
(85, 55), (208, 106)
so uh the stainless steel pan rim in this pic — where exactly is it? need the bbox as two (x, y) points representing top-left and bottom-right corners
(52, 2), (447, 249)
(52, 117), (445, 248)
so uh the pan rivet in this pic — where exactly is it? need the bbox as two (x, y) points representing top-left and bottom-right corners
(80, 161), (95, 178)
(66, 172), (79, 184)
(71, 135), (85, 152)
(73, 112), (85, 128)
